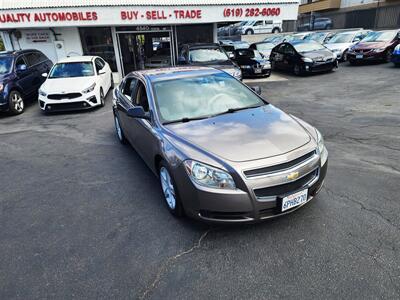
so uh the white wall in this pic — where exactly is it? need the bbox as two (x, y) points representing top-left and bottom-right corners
(340, 0), (377, 8)
(4, 27), (83, 63)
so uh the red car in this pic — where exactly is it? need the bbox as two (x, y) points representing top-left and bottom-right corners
(347, 30), (400, 64)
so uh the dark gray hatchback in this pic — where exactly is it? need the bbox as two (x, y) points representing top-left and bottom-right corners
(113, 67), (328, 223)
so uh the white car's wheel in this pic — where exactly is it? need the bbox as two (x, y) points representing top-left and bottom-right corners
(100, 88), (105, 107)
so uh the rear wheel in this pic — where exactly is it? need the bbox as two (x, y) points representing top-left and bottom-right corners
(8, 90), (25, 115)
(272, 27), (281, 34)
(245, 29), (254, 35)
(159, 160), (184, 217)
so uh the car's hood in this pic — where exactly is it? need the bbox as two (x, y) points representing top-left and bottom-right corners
(325, 43), (352, 51)
(165, 105), (311, 162)
(353, 41), (389, 50)
(301, 49), (334, 59)
(41, 77), (96, 93)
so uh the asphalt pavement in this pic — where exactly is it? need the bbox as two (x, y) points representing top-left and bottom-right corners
(0, 62), (399, 299)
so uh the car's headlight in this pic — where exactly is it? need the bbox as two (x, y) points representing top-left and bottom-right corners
(316, 129), (328, 166)
(184, 160), (236, 190)
(372, 48), (385, 53)
(395, 44), (400, 51)
(241, 65), (252, 69)
(302, 57), (313, 63)
(39, 88), (47, 97)
(262, 62), (271, 69)
(233, 69), (242, 79)
(0, 83), (3, 93)
(82, 83), (96, 94)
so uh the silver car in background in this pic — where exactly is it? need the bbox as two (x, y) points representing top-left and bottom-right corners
(324, 30), (370, 61)
(113, 67), (328, 223)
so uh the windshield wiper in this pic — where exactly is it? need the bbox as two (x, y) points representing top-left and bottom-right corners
(212, 104), (264, 117)
(163, 116), (210, 125)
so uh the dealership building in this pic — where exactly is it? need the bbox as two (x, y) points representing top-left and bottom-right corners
(0, 0), (299, 80)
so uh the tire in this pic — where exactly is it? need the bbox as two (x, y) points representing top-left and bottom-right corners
(342, 50), (348, 62)
(100, 88), (105, 107)
(245, 29), (254, 35)
(114, 114), (127, 144)
(385, 51), (392, 63)
(293, 64), (302, 76)
(159, 160), (184, 217)
(110, 75), (114, 89)
(8, 90), (25, 115)
(271, 60), (276, 70)
(272, 27), (281, 34)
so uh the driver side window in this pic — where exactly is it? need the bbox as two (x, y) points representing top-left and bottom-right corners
(122, 77), (138, 101)
(134, 81), (150, 112)
(15, 56), (27, 70)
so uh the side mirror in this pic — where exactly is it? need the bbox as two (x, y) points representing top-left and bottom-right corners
(16, 64), (27, 72)
(251, 86), (262, 95)
(178, 56), (186, 65)
(42, 72), (48, 78)
(127, 106), (150, 120)
(98, 68), (106, 75)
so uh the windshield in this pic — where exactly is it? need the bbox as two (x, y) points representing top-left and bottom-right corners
(236, 49), (262, 59)
(362, 31), (397, 42)
(294, 42), (326, 53)
(256, 43), (275, 51)
(49, 62), (95, 78)
(304, 32), (326, 43)
(327, 33), (355, 44)
(0, 57), (13, 74)
(189, 48), (229, 63)
(153, 72), (265, 123)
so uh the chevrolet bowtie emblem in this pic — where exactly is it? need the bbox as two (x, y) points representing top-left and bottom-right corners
(287, 172), (299, 181)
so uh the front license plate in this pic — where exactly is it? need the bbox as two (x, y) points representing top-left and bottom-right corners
(254, 68), (262, 74)
(281, 189), (308, 212)
(356, 54), (363, 59)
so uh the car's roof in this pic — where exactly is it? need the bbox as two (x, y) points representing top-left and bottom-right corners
(288, 39), (318, 45)
(56, 56), (96, 63)
(131, 67), (223, 82)
(0, 49), (41, 57)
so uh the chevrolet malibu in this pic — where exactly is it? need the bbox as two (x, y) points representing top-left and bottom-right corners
(113, 67), (328, 222)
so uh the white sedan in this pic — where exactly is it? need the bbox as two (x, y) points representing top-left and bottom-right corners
(38, 56), (113, 112)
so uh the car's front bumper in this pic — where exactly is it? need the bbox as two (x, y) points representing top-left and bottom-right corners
(241, 67), (271, 78)
(38, 91), (99, 112)
(173, 149), (328, 223)
(304, 60), (338, 73)
(347, 51), (387, 62)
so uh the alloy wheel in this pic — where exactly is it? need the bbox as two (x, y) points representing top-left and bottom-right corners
(11, 92), (24, 113)
(100, 88), (105, 106)
(114, 116), (123, 141)
(160, 167), (176, 210)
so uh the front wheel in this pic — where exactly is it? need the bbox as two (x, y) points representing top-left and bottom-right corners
(385, 51), (392, 63)
(159, 161), (184, 217)
(245, 29), (254, 35)
(272, 27), (281, 34)
(293, 64), (303, 76)
(114, 114), (127, 144)
(100, 88), (105, 107)
(110, 75), (114, 89)
(8, 90), (25, 115)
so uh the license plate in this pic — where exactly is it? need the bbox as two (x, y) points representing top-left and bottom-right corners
(254, 68), (262, 74)
(356, 54), (363, 59)
(282, 189), (308, 212)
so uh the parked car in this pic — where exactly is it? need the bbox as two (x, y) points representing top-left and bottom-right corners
(250, 42), (276, 58)
(270, 41), (338, 75)
(112, 67), (328, 222)
(241, 20), (282, 35)
(324, 30), (370, 61)
(284, 32), (312, 42)
(304, 31), (336, 44)
(0, 49), (52, 114)
(38, 56), (113, 112)
(347, 30), (400, 64)
(178, 43), (242, 80)
(232, 48), (271, 78)
(298, 17), (333, 31)
(392, 44), (400, 66)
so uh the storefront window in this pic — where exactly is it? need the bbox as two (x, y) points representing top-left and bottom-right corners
(176, 24), (213, 47)
(79, 27), (117, 72)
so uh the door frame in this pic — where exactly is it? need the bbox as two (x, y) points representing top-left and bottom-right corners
(116, 27), (176, 77)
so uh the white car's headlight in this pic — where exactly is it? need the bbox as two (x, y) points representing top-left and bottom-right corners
(233, 69), (242, 79)
(82, 83), (96, 94)
(316, 129), (328, 166)
(184, 160), (236, 190)
(39, 89), (47, 97)
(302, 57), (313, 63)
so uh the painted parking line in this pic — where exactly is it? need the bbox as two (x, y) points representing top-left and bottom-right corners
(243, 73), (288, 83)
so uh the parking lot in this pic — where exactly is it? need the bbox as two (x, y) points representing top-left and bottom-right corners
(0, 62), (399, 299)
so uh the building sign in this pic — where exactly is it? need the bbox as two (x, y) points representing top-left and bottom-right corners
(25, 31), (51, 43)
(0, 3), (299, 29)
